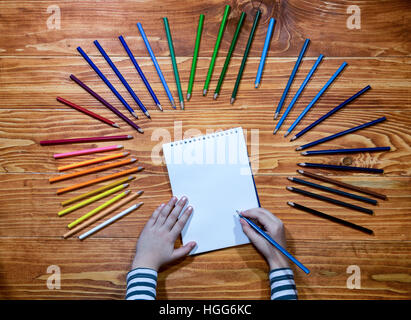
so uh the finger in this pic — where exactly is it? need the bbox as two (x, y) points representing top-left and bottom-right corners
(170, 206), (193, 238)
(240, 218), (262, 244)
(241, 208), (274, 228)
(170, 241), (196, 261)
(155, 196), (177, 226)
(148, 203), (165, 226)
(164, 196), (188, 230)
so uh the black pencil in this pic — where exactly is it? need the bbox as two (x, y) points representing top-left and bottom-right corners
(286, 186), (374, 215)
(298, 163), (384, 174)
(287, 202), (373, 235)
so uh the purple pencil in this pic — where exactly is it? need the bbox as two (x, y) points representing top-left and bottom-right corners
(70, 75), (144, 134)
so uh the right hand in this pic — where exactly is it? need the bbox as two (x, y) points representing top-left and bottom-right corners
(239, 208), (290, 270)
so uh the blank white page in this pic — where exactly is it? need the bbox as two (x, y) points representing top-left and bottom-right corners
(162, 127), (260, 255)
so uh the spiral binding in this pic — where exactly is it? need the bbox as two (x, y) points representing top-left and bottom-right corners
(170, 127), (240, 147)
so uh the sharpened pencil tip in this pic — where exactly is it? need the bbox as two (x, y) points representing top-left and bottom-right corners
(273, 128), (278, 135)
(230, 97), (235, 104)
(203, 89), (207, 96)
(180, 101), (184, 110)
(213, 93), (218, 100)
(255, 83), (259, 88)
(284, 131), (290, 137)
(301, 151), (307, 156)
(287, 177), (293, 181)
(131, 112), (139, 119)
(137, 128), (144, 134)
(112, 123), (120, 128)
(116, 145), (123, 149)
(144, 111), (151, 119)
(186, 93), (191, 101)
(156, 104), (163, 111)
(286, 186), (293, 191)
(123, 151), (130, 156)
(137, 190), (144, 196)
(171, 101), (176, 109)
(297, 169), (304, 174)
(130, 158), (137, 162)
(296, 146), (302, 151)
(127, 135), (133, 139)
(287, 201), (295, 207)
(274, 112), (278, 120)
(290, 136), (297, 141)
(137, 166), (144, 171)
(298, 163), (306, 167)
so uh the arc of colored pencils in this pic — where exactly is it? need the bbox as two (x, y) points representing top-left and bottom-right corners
(273, 54), (323, 134)
(53, 145), (123, 159)
(93, 40), (150, 119)
(58, 152), (129, 171)
(214, 11), (246, 100)
(63, 191), (143, 238)
(118, 35), (162, 111)
(203, 4), (231, 96)
(255, 18), (276, 88)
(163, 17), (184, 110)
(231, 9), (261, 104)
(137, 22), (176, 109)
(187, 14), (204, 101)
(291, 85), (371, 141)
(67, 190), (130, 229)
(79, 202), (143, 240)
(77, 47), (138, 119)
(301, 146), (391, 156)
(40, 135), (132, 146)
(298, 162), (384, 174)
(285, 61), (348, 136)
(274, 39), (310, 119)
(56, 97), (119, 128)
(70, 75), (144, 134)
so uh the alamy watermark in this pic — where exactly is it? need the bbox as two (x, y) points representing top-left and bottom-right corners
(346, 5), (361, 30)
(46, 5), (61, 30)
(346, 265), (361, 289)
(46, 265), (61, 290)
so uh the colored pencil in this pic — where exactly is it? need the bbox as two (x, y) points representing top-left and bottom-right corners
(297, 117), (387, 150)
(255, 17), (275, 88)
(56, 97), (118, 128)
(49, 158), (137, 183)
(93, 40), (150, 119)
(301, 147), (391, 156)
(273, 54), (323, 134)
(274, 39), (310, 119)
(298, 162), (384, 174)
(53, 145), (123, 159)
(291, 85), (371, 141)
(56, 167), (143, 195)
(187, 14), (204, 101)
(297, 169), (387, 200)
(58, 183), (129, 216)
(285, 62), (347, 136)
(236, 211), (310, 274)
(287, 177), (377, 205)
(79, 202), (143, 240)
(287, 202), (373, 235)
(57, 152), (129, 171)
(63, 191), (143, 238)
(230, 9), (261, 104)
(118, 35), (162, 111)
(286, 186), (373, 215)
(203, 4), (230, 96)
(61, 176), (135, 206)
(68, 190), (129, 229)
(137, 22), (176, 109)
(70, 75), (144, 133)
(213, 12), (246, 100)
(77, 46), (138, 119)
(40, 135), (132, 146)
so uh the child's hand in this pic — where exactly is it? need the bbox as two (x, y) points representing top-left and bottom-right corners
(132, 196), (196, 271)
(239, 208), (290, 270)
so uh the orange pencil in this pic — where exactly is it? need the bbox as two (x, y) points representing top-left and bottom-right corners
(58, 152), (129, 171)
(56, 166), (144, 194)
(50, 158), (137, 183)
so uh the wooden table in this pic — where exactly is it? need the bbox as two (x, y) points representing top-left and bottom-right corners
(0, 0), (410, 299)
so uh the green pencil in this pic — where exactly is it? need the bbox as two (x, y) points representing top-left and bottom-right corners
(187, 14), (204, 101)
(163, 17), (184, 109)
(203, 4), (230, 96)
(230, 9), (261, 104)
(214, 12), (246, 100)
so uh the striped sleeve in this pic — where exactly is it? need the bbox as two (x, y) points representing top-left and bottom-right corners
(125, 267), (158, 300)
(269, 267), (298, 300)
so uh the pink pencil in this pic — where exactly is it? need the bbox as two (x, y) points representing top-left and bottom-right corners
(40, 135), (132, 146)
(53, 145), (123, 159)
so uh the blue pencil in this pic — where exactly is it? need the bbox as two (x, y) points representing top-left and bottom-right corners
(297, 116), (386, 150)
(298, 162), (384, 173)
(301, 147), (390, 156)
(291, 85), (371, 141)
(137, 22), (176, 109)
(273, 54), (323, 134)
(255, 18), (275, 88)
(236, 211), (310, 274)
(93, 40), (150, 119)
(274, 39), (310, 119)
(284, 61), (348, 136)
(118, 35), (163, 112)
(77, 46), (138, 119)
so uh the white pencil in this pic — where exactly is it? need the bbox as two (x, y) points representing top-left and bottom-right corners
(78, 202), (143, 240)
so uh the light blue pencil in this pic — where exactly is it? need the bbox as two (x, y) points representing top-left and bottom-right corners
(137, 22), (176, 109)
(255, 18), (275, 88)
(284, 61), (348, 136)
(273, 54), (323, 134)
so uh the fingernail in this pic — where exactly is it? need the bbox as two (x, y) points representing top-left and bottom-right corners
(187, 206), (193, 212)
(181, 196), (187, 202)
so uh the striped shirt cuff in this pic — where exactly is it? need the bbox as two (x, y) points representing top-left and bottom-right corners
(269, 268), (298, 300)
(126, 267), (158, 300)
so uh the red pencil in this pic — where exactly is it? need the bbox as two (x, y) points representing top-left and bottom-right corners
(40, 135), (133, 146)
(57, 97), (119, 128)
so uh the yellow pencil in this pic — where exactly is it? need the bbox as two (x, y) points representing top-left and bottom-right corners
(57, 152), (130, 171)
(61, 176), (135, 206)
(67, 190), (130, 229)
(58, 183), (129, 216)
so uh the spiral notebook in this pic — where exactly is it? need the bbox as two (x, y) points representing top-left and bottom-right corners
(163, 127), (260, 255)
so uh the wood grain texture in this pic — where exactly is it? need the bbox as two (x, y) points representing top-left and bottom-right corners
(0, 0), (410, 300)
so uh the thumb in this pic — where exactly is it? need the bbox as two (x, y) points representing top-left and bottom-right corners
(240, 218), (260, 243)
(171, 241), (196, 261)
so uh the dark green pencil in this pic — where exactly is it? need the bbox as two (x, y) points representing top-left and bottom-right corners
(230, 9), (261, 104)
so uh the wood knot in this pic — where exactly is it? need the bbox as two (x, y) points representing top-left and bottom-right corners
(342, 157), (353, 166)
